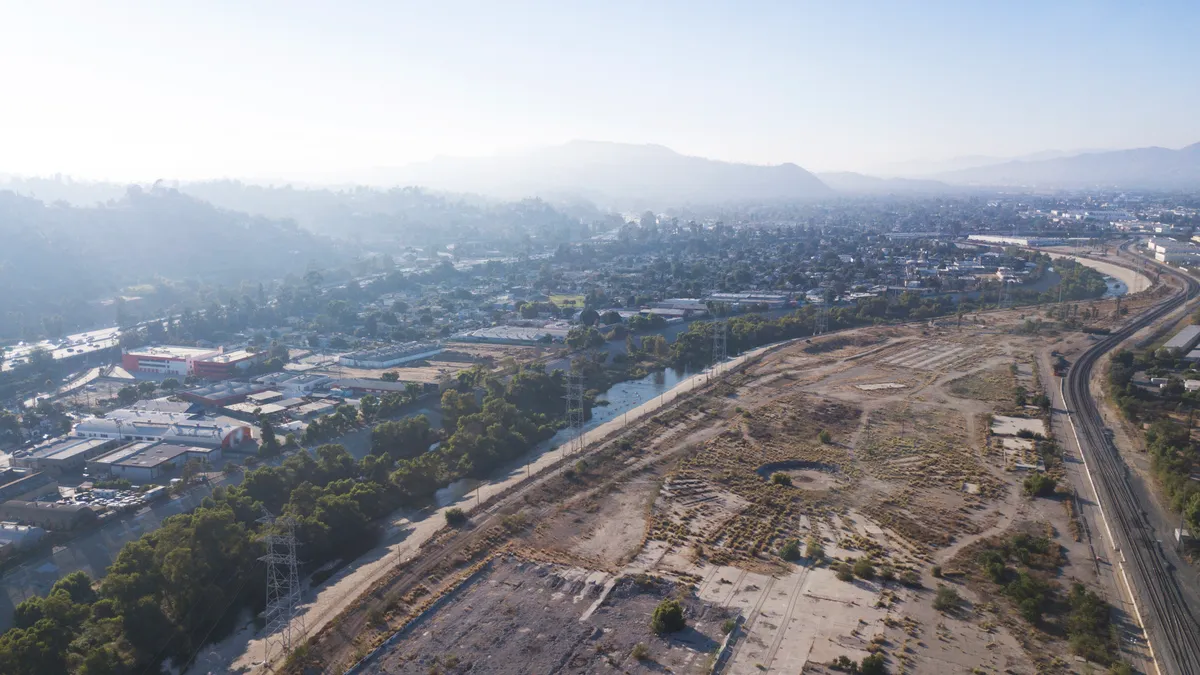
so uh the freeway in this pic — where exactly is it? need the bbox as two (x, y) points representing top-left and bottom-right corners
(1062, 250), (1200, 675)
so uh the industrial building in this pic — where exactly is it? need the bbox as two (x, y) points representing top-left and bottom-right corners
(190, 349), (265, 379)
(0, 468), (58, 502)
(705, 292), (790, 309)
(451, 323), (571, 344)
(253, 372), (333, 398)
(1164, 325), (1200, 353)
(87, 442), (221, 482)
(178, 381), (269, 407)
(122, 345), (265, 379)
(0, 522), (46, 558)
(0, 501), (97, 530)
(966, 235), (1065, 247)
(121, 346), (220, 376)
(337, 342), (444, 368)
(15, 437), (119, 472)
(330, 378), (435, 397)
(73, 416), (252, 448)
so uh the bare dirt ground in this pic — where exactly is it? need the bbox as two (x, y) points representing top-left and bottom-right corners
(359, 557), (729, 674)
(317, 345), (549, 384)
(301, 304), (1161, 675)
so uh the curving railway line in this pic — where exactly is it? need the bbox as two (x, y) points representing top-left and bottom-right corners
(1062, 249), (1200, 675)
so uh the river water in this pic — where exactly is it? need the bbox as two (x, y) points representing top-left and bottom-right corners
(433, 364), (697, 506)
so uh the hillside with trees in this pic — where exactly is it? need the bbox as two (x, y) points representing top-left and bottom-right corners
(0, 187), (340, 340)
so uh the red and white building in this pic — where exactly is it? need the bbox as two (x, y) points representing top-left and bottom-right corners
(122, 346), (219, 377)
(122, 346), (266, 379)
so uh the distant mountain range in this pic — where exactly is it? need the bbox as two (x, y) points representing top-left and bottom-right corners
(816, 172), (963, 195)
(931, 143), (1200, 189)
(871, 150), (1108, 178)
(363, 140), (832, 208)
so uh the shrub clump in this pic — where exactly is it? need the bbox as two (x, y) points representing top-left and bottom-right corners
(770, 471), (792, 486)
(779, 539), (802, 562)
(1023, 473), (1057, 497)
(835, 563), (854, 582)
(853, 558), (876, 580)
(650, 599), (686, 634)
(933, 584), (960, 612)
(445, 507), (467, 526)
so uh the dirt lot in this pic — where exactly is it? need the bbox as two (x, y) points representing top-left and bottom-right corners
(359, 557), (728, 674)
(289, 294), (1163, 675)
(320, 345), (550, 384)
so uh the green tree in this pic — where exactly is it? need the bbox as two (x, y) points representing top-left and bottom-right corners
(258, 415), (281, 458)
(380, 371), (400, 382)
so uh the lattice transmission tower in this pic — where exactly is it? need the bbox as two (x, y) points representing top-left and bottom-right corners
(564, 370), (586, 455)
(712, 320), (727, 374)
(814, 300), (829, 335)
(259, 509), (303, 664)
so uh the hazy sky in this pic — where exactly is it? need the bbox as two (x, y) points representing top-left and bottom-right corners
(1, 0), (1197, 180)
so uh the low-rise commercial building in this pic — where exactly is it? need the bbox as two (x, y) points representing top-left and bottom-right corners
(330, 378), (434, 397)
(1165, 325), (1200, 353)
(190, 349), (265, 379)
(0, 468), (58, 502)
(73, 417), (252, 448)
(178, 382), (269, 407)
(122, 346), (220, 376)
(16, 437), (119, 472)
(86, 442), (219, 481)
(0, 522), (47, 558)
(0, 501), (97, 530)
(337, 342), (444, 368)
(253, 372), (333, 399)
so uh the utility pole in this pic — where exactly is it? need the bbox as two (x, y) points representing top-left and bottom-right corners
(259, 509), (302, 665)
(814, 300), (828, 335)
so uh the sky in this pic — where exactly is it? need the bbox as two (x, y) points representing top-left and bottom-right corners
(0, 0), (1197, 181)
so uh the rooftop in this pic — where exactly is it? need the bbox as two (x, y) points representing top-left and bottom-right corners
(204, 349), (259, 364)
(26, 437), (112, 462)
(125, 346), (217, 360)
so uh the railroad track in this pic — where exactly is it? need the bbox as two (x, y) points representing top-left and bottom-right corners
(1062, 248), (1200, 675)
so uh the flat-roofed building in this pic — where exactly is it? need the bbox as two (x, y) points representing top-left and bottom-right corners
(337, 342), (444, 368)
(86, 441), (210, 481)
(222, 401), (287, 421)
(246, 390), (284, 405)
(191, 348), (265, 379)
(330, 378), (434, 397)
(0, 468), (57, 502)
(1165, 325), (1200, 353)
(122, 346), (219, 376)
(73, 417), (252, 448)
(15, 437), (119, 472)
(253, 373), (332, 398)
(178, 382), (269, 407)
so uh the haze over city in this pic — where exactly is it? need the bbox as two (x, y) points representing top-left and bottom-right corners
(2, 0), (1198, 181)
(5, 3), (1200, 675)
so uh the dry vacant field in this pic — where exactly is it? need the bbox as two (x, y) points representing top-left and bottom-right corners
(301, 305), (1151, 675)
